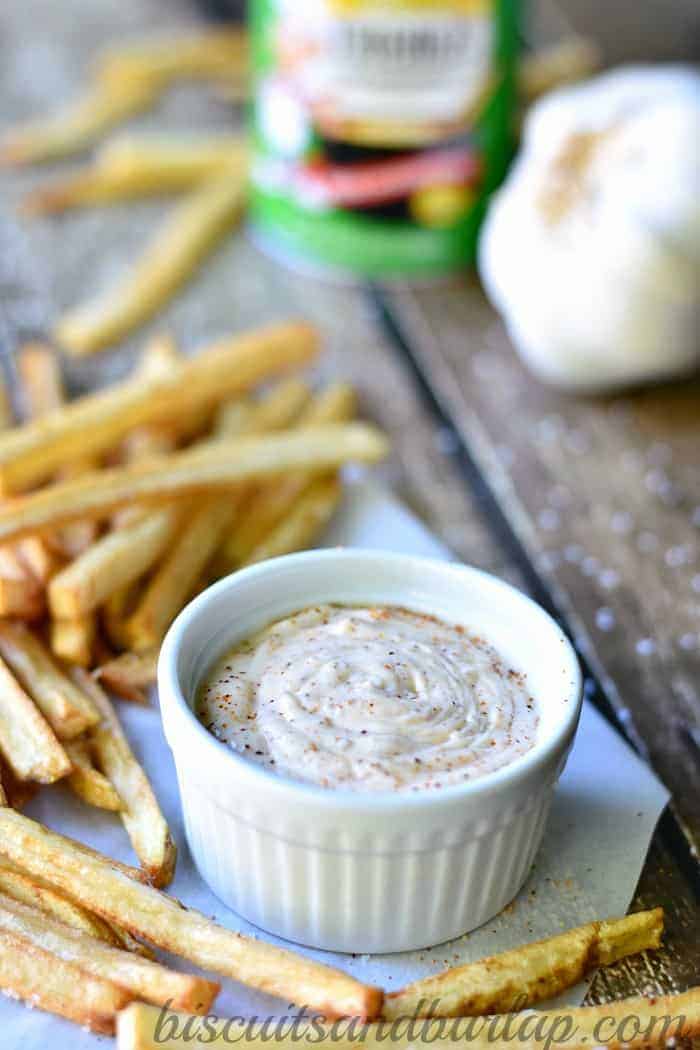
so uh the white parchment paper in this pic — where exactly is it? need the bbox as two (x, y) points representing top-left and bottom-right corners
(2, 481), (669, 1049)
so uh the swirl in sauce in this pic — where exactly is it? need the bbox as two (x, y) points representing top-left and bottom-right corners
(197, 605), (538, 792)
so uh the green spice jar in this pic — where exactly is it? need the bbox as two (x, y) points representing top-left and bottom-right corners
(249, 0), (521, 278)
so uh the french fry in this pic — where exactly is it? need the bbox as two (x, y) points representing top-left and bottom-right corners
(243, 475), (343, 566)
(381, 910), (665, 1020)
(15, 534), (62, 583)
(17, 341), (64, 419)
(24, 136), (248, 215)
(0, 757), (39, 810)
(64, 737), (122, 812)
(0, 656), (71, 783)
(0, 79), (158, 167)
(118, 989), (700, 1050)
(56, 164), (248, 354)
(0, 809), (383, 1021)
(0, 374), (50, 613)
(0, 423), (387, 542)
(0, 926), (131, 1033)
(220, 382), (356, 569)
(50, 613), (97, 667)
(73, 670), (176, 887)
(0, 320), (318, 492)
(0, 860), (135, 949)
(0, 546), (45, 618)
(18, 340), (99, 561)
(99, 132), (247, 176)
(0, 621), (98, 738)
(124, 380), (310, 650)
(103, 583), (143, 651)
(49, 506), (181, 618)
(95, 649), (157, 703)
(97, 28), (248, 89)
(0, 892), (219, 1013)
(0, 858), (153, 958)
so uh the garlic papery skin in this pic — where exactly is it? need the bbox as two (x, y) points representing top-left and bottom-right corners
(479, 66), (700, 392)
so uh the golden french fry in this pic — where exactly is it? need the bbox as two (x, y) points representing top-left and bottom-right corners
(23, 137), (248, 215)
(0, 926), (131, 1033)
(56, 164), (248, 355)
(118, 989), (700, 1050)
(0, 656), (71, 783)
(220, 382), (355, 569)
(0, 860), (140, 948)
(124, 380), (310, 650)
(0, 809), (383, 1021)
(18, 340), (99, 560)
(95, 649), (157, 704)
(0, 757), (38, 810)
(0, 621), (98, 738)
(99, 132), (247, 175)
(97, 28), (248, 89)
(244, 475), (342, 566)
(0, 546), (45, 618)
(65, 737), (122, 812)
(0, 423), (386, 543)
(0, 320), (318, 493)
(49, 506), (181, 618)
(135, 330), (180, 376)
(15, 535), (62, 584)
(382, 910), (665, 1020)
(50, 613), (96, 667)
(520, 36), (602, 102)
(0, 858), (153, 958)
(17, 341), (64, 419)
(102, 584), (142, 651)
(0, 79), (158, 167)
(0, 892), (219, 1013)
(73, 670), (176, 887)
(0, 371), (52, 614)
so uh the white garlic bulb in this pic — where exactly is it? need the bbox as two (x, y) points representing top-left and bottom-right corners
(479, 66), (700, 391)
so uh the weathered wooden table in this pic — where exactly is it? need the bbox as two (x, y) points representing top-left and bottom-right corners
(1, 0), (698, 1008)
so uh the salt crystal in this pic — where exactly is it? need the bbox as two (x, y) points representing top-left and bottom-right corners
(665, 545), (693, 568)
(636, 638), (657, 656)
(537, 551), (561, 571)
(581, 556), (600, 577)
(599, 569), (620, 591)
(595, 608), (616, 631)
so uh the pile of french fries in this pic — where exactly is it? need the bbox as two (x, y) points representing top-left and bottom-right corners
(1, 799), (697, 1047)
(2, 28), (601, 357)
(0, 319), (385, 840)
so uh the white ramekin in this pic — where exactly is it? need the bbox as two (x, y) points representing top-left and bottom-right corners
(159, 550), (581, 954)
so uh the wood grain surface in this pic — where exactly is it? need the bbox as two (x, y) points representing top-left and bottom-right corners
(0, 0), (698, 1012)
(383, 281), (700, 860)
